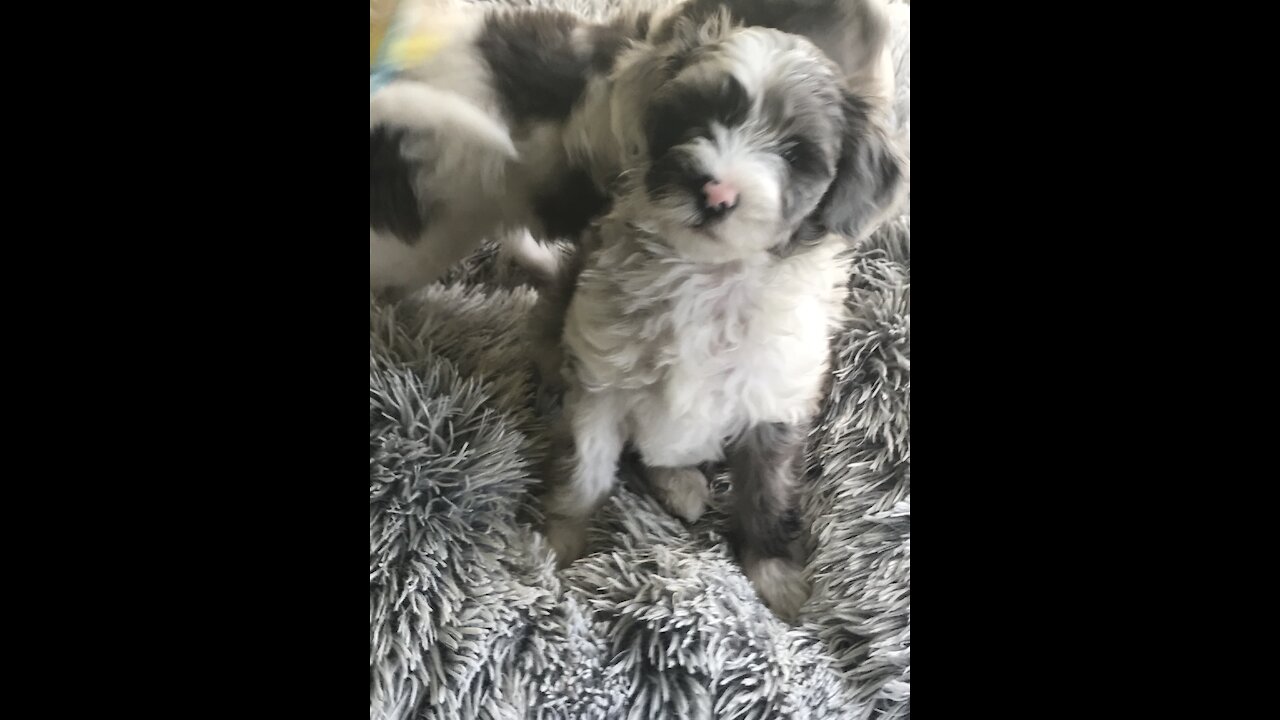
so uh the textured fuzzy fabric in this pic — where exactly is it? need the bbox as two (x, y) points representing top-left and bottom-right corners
(370, 3), (909, 718)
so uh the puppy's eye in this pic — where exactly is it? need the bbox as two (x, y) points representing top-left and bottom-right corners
(781, 138), (822, 174)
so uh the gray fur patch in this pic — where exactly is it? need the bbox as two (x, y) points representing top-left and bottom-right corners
(728, 422), (807, 560)
(475, 8), (636, 122)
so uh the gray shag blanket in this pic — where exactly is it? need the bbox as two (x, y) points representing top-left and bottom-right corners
(370, 3), (910, 718)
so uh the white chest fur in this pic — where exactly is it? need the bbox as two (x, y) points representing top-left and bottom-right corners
(564, 234), (850, 467)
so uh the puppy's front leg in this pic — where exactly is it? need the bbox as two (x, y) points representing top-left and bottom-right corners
(728, 422), (810, 621)
(526, 240), (586, 416)
(541, 390), (625, 566)
(645, 465), (711, 523)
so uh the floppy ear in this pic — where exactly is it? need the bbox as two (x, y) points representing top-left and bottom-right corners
(811, 90), (907, 241)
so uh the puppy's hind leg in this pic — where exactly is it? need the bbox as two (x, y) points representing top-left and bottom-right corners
(728, 422), (811, 621)
(541, 390), (626, 566)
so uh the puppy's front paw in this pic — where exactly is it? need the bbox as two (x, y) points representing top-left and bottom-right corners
(543, 519), (587, 568)
(531, 360), (567, 417)
(744, 557), (810, 621)
(648, 466), (710, 523)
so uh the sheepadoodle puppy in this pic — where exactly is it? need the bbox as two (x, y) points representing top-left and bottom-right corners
(536, 13), (905, 619)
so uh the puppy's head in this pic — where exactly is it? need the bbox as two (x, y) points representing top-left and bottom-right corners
(614, 15), (904, 262)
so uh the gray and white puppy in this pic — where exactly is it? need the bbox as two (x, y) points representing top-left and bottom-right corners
(538, 14), (904, 620)
(369, 0), (901, 295)
(369, 0), (642, 292)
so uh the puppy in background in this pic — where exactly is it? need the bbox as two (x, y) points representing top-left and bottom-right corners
(370, 0), (671, 295)
(538, 13), (905, 619)
(369, 0), (902, 296)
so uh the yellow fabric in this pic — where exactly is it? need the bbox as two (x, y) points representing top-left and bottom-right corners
(370, 0), (399, 68)
(386, 32), (447, 66)
(372, 1), (448, 70)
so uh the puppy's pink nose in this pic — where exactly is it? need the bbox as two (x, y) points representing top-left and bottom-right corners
(702, 180), (739, 211)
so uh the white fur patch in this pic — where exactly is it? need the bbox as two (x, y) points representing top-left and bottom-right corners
(499, 230), (561, 284)
(371, 82), (516, 161)
(564, 231), (849, 468)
